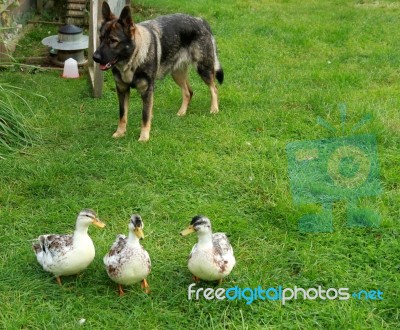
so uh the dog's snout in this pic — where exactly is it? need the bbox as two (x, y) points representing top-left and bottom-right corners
(92, 51), (102, 63)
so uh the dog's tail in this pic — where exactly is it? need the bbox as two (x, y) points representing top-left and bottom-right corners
(212, 36), (224, 85)
(216, 68), (224, 85)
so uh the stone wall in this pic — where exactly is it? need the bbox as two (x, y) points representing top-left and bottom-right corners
(0, 0), (35, 60)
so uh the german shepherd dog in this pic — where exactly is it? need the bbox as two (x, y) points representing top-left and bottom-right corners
(93, 2), (224, 141)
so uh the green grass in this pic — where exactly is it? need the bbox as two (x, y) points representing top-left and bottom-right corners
(0, 0), (399, 328)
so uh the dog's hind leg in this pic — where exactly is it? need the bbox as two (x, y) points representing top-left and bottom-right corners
(113, 83), (130, 138)
(208, 80), (219, 114)
(197, 64), (219, 114)
(172, 69), (193, 116)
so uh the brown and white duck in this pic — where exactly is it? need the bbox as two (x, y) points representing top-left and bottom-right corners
(103, 214), (151, 296)
(32, 209), (105, 285)
(180, 215), (236, 284)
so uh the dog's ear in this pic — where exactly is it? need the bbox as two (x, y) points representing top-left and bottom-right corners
(119, 6), (135, 29)
(102, 1), (115, 22)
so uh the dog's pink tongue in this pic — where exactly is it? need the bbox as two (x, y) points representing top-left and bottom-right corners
(99, 64), (109, 71)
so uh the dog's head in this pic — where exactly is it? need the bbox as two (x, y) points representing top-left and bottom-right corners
(92, 2), (136, 71)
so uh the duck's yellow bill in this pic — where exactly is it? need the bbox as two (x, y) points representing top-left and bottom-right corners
(180, 225), (195, 236)
(134, 227), (145, 239)
(93, 218), (106, 228)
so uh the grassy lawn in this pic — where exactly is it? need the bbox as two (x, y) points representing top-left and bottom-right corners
(0, 0), (399, 328)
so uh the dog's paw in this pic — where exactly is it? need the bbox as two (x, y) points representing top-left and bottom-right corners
(138, 133), (150, 142)
(177, 110), (187, 117)
(112, 130), (126, 138)
(210, 107), (219, 114)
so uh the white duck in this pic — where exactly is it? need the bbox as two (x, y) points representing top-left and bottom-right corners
(104, 214), (151, 296)
(180, 215), (236, 284)
(32, 209), (105, 285)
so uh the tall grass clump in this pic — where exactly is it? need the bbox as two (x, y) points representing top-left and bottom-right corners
(0, 83), (41, 158)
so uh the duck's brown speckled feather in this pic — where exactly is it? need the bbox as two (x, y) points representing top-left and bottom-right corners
(34, 234), (74, 257)
(107, 235), (127, 257)
(212, 233), (233, 273)
(104, 234), (151, 285)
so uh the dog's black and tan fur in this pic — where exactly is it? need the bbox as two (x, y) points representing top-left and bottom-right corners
(93, 2), (224, 141)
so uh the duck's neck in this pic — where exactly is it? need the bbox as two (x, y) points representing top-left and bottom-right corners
(73, 222), (90, 239)
(197, 231), (213, 248)
(127, 231), (141, 247)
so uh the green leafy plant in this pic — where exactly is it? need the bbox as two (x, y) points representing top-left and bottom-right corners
(0, 83), (42, 158)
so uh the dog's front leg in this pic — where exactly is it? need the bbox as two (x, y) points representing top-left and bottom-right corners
(113, 83), (130, 138)
(138, 82), (154, 142)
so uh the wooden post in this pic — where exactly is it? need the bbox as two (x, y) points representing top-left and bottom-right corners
(88, 0), (103, 97)
(107, 0), (130, 17)
(88, 0), (129, 98)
